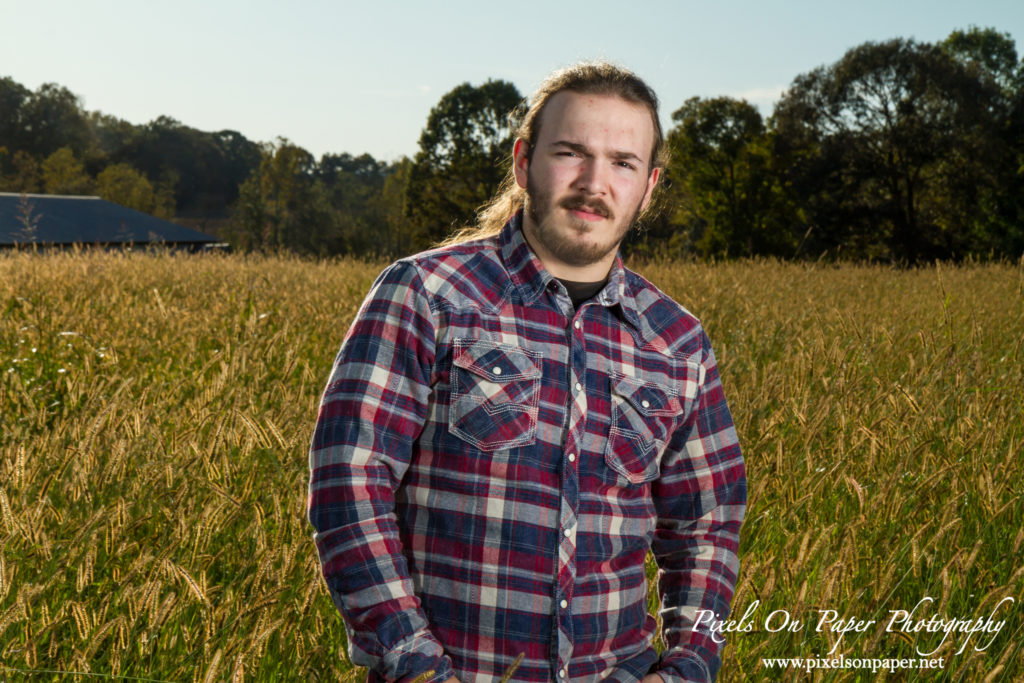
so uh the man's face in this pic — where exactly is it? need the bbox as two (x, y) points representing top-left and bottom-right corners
(514, 91), (660, 280)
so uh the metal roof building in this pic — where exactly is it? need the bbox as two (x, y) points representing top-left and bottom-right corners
(0, 193), (223, 249)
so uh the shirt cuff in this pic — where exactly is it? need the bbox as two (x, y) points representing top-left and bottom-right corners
(654, 649), (713, 683)
(379, 629), (455, 683)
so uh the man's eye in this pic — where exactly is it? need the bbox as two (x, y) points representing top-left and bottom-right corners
(616, 161), (637, 170)
(558, 151), (578, 157)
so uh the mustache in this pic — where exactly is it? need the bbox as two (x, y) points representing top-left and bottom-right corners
(560, 195), (612, 219)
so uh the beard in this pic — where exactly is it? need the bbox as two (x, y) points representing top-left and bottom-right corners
(524, 173), (645, 269)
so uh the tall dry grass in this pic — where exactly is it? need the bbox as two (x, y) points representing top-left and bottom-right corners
(1, 250), (1021, 681)
(640, 258), (1024, 681)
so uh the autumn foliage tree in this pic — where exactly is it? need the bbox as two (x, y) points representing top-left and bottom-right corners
(41, 147), (91, 195)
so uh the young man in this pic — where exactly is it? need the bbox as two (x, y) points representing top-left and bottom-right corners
(308, 62), (746, 683)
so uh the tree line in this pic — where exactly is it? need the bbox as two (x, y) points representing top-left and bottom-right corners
(2, 26), (1021, 262)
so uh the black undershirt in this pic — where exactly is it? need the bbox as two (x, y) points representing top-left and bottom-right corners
(556, 277), (607, 311)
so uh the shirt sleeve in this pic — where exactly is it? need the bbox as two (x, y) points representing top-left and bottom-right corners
(649, 329), (747, 683)
(307, 260), (455, 683)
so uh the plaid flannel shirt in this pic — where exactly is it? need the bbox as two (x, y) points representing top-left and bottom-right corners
(308, 212), (746, 683)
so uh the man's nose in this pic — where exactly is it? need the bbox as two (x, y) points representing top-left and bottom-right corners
(572, 158), (609, 195)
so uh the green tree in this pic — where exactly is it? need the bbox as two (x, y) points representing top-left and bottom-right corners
(152, 169), (179, 220)
(41, 147), (92, 195)
(0, 149), (41, 192)
(116, 117), (261, 219)
(95, 163), (158, 214)
(404, 79), (523, 248)
(88, 111), (137, 157)
(942, 27), (1024, 257)
(20, 83), (93, 158)
(943, 26), (1021, 92)
(666, 96), (794, 258)
(773, 37), (1009, 261)
(212, 129), (263, 210)
(230, 140), (337, 254)
(370, 157), (415, 257)
(0, 77), (31, 151)
(316, 152), (390, 254)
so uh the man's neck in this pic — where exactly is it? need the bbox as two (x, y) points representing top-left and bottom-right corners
(557, 277), (607, 310)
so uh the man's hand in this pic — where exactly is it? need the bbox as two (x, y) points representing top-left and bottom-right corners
(442, 678), (460, 683)
(641, 675), (665, 683)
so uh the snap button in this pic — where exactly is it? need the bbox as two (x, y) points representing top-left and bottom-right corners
(641, 399), (650, 409)
(574, 382), (582, 392)
(493, 366), (502, 375)
(560, 599), (568, 608)
(567, 453), (576, 462)
(573, 320), (581, 329)
(563, 528), (571, 537)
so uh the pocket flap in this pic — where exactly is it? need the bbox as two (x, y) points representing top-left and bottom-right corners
(610, 373), (682, 416)
(453, 339), (541, 382)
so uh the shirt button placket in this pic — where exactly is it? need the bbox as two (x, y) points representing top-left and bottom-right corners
(557, 316), (584, 683)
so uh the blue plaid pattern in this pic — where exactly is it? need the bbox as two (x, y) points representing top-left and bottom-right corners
(308, 212), (746, 683)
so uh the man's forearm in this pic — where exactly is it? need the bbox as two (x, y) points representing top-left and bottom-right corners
(308, 260), (450, 681)
(651, 334), (746, 681)
(310, 429), (455, 680)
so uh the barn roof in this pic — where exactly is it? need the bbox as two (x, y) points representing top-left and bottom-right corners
(0, 193), (221, 247)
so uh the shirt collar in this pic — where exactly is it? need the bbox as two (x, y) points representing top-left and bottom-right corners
(499, 210), (642, 331)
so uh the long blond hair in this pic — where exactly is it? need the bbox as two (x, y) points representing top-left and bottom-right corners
(440, 61), (666, 246)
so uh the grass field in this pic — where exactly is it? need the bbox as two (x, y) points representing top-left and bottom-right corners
(1, 250), (1022, 681)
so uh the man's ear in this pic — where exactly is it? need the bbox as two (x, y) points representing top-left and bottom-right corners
(512, 138), (530, 190)
(640, 166), (661, 212)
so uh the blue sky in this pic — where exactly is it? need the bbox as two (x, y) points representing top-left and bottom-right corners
(2, 0), (1022, 162)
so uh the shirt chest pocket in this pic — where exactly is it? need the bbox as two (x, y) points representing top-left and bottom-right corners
(449, 339), (542, 452)
(606, 368), (697, 485)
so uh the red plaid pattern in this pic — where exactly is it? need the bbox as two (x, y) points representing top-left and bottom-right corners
(308, 212), (746, 683)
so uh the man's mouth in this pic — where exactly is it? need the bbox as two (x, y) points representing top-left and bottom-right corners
(561, 197), (611, 222)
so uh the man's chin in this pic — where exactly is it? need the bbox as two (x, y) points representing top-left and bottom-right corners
(559, 213), (606, 236)
(550, 237), (616, 268)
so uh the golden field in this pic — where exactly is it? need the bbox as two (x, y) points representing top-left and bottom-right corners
(1, 250), (1021, 681)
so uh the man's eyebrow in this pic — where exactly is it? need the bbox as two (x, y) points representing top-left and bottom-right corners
(549, 140), (645, 164)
